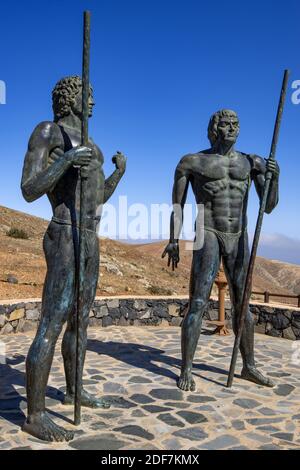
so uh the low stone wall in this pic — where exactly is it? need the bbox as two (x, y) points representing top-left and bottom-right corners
(0, 296), (299, 340)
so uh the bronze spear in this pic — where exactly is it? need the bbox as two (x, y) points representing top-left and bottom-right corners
(227, 69), (290, 388)
(75, 10), (91, 425)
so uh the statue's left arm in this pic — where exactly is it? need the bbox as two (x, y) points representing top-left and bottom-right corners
(104, 152), (126, 203)
(250, 154), (279, 214)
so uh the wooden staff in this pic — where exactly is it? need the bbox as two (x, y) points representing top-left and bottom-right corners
(75, 10), (91, 425)
(227, 69), (290, 388)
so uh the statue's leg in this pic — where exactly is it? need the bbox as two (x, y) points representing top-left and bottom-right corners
(62, 230), (110, 408)
(223, 231), (274, 387)
(23, 223), (76, 441)
(178, 231), (220, 391)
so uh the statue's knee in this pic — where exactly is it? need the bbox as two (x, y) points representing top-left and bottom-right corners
(82, 315), (90, 330)
(245, 310), (254, 327)
(232, 307), (254, 332)
(65, 310), (89, 333)
(26, 348), (39, 369)
(46, 309), (71, 339)
(189, 297), (206, 313)
(184, 299), (205, 328)
(26, 334), (55, 368)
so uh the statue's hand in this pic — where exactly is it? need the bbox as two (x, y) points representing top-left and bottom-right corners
(112, 151), (126, 174)
(266, 158), (280, 179)
(66, 145), (93, 167)
(65, 146), (93, 178)
(162, 242), (180, 271)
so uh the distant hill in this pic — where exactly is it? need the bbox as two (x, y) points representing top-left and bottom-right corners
(0, 205), (299, 304)
(136, 240), (300, 295)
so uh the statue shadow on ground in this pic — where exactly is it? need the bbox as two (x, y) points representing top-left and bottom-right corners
(87, 338), (232, 387)
(0, 354), (72, 428)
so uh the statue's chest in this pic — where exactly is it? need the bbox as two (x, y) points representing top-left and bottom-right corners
(55, 131), (104, 193)
(196, 155), (250, 182)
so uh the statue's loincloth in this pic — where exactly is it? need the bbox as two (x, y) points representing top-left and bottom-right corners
(51, 215), (101, 233)
(50, 216), (100, 258)
(204, 226), (243, 255)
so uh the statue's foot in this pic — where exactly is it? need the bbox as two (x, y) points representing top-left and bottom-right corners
(22, 411), (74, 442)
(63, 389), (110, 409)
(241, 366), (275, 387)
(177, 370), (196, 391)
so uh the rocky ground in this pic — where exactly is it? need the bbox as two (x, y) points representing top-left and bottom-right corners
(0, 326), (300, 450)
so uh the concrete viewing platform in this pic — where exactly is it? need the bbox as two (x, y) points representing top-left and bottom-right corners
(0, 326), (300, 450)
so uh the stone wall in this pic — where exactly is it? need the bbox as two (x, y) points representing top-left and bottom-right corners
(0, 297), (299, 340)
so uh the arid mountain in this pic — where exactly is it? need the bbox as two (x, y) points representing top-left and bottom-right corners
(0, 205), (299, 305)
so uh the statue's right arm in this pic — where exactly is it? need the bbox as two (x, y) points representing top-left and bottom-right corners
(170, 157), (190, 243)
(162, 156), (191, 269)
(21, 122), (73, 202)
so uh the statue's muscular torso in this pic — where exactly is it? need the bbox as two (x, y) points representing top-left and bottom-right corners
(178, 150), (266, 234)
(22, 121), (105, 226)
(49, 123), (105, 224)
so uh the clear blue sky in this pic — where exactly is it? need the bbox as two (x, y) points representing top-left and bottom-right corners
(0, 0), (300, 262)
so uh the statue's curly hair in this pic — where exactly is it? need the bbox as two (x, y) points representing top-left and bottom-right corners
(207, 109), (239, 145)
(52, 76), (82, 121)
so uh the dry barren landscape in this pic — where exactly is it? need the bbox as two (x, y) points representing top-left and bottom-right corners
(0, 205), (300, 304)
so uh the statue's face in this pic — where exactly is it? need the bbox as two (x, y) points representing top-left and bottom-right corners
(217, 114), (239, 144)
(72, 87), (95, 118)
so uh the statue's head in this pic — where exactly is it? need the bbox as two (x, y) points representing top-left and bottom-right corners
(207, 109), (239, 146)
(52, 75), (94, 122)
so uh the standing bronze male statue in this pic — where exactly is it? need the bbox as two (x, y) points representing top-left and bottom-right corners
(163, 109), (279, 392)
(21, 76), (126, 441)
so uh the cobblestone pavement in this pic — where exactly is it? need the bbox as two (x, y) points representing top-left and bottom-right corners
(0, 326), (300, 450)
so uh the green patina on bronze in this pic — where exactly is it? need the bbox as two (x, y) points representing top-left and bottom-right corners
(20, 12), (126, 442)
(163, 88), (283, 392)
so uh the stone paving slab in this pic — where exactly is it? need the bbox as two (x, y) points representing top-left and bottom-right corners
(0, 327), (300, 450)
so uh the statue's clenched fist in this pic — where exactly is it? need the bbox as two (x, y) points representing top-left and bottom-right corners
(112, 151), (127, 174)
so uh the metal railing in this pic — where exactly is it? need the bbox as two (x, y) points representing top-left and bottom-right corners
(251, 291), (300, 308)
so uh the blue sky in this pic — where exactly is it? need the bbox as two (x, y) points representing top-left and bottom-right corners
(0, 0), (300, 262)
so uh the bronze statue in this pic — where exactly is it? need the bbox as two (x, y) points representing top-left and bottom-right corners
(21, 76), (126, 441)
(163, 109), (279, 392)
